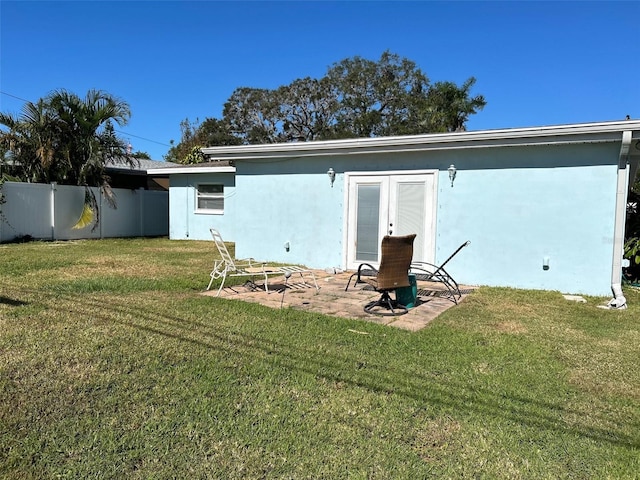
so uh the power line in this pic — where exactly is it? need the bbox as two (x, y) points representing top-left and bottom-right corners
(0, 90), (172, 148)
(0, 91), (29, 103)
(115, 129), (171, 147)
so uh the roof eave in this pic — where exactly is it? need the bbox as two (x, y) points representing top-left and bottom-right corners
(201, 120), (640, 160)
(150, 166), (236, 175)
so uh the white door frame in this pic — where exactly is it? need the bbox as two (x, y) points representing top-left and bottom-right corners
(342, 169), (438, 270)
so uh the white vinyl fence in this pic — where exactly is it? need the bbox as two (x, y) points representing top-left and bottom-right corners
(0, 182), (168, 242)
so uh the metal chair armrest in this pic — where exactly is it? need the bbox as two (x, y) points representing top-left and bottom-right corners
(345, 263), (377, 291)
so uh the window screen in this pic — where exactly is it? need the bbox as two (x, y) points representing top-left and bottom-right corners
(196, 184), (224, 212)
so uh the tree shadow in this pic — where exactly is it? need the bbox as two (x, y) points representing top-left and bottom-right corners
(0, 295), (28, 306)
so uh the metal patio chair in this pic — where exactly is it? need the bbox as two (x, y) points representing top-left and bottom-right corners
(345, 234), (416, 316)
(409, 240), (470, 304)
(206, 228), (319, 297)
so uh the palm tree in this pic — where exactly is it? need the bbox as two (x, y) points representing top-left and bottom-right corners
(0, 99), (61, 183)
(422, 78), (487, 133)
(1, 89), (134, 229)
(46, 89), (131, 186)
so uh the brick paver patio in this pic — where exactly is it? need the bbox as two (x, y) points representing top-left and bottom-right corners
(201, 269), (474, 331)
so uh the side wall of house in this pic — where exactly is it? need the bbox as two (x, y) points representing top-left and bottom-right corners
(231, 142), (620, 296)
(434, 143), (619, 296)
(233, 160), (345, 269)
(168, 172), (237, 241)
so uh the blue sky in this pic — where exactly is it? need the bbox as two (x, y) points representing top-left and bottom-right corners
(1, 0), (639, 160)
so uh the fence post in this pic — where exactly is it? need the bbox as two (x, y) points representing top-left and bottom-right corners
(99, 187), (104, 239)
(140, 188), (145, 237)
(50, 182), (57, 240)
(0, 186), (3, 242)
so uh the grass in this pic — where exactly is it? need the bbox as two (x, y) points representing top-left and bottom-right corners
(1, 238), (639, 479)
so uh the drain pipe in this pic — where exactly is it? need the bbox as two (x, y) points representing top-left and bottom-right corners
(608, 130), (632, 309)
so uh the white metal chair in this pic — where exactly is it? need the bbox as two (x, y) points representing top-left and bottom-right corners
(206, 228), (319, 296)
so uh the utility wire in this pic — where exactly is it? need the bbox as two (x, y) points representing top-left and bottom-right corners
(0, 90), (172, 148)
(115, 130), (171, 147)
(0, 91), (28, 102)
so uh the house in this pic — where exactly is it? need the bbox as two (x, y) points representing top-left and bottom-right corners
(152, 120), (640, 299)
(150, 161), (236, 240)
(105, 158), (180, 190)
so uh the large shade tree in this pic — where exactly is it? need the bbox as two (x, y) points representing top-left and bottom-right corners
(0, 89), (133, 227)
(166, 51), (487, 163)
(326, 51), (431, 138)
(278, 77), (339, 142)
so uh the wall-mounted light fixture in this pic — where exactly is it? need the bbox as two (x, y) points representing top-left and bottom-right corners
(327, 168), (336, 187)
(447, 164), (457, 187)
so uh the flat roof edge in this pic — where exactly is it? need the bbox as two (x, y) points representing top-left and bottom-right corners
(201, 120), (640, 159)
(150, 166), (236, 174)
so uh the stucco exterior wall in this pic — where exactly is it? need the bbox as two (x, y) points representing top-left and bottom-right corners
(434, 144), (619, 295)
(166, 138), (624, 296)
(228, 142), (620, 296)
(233, 160), (345, 269)
(168, 172), (237, 241)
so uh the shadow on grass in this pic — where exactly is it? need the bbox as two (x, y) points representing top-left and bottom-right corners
(0, 295), (28, 306)
(10, 285), (640, 452)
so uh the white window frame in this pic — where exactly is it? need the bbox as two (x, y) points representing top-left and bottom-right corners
(195, 183), (224, 214)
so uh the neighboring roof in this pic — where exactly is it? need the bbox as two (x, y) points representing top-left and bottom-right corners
(200, 120), (640, 161)
(106, 158), (180, 175)
(151, 160), (235, 175)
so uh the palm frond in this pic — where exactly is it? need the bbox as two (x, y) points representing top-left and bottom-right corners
(101, 183), (117, 209)
(72, 202), (95, 230)
(72, 189), (98, 230)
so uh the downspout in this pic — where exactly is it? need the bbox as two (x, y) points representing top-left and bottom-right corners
(185, 180), (191, 239)
(607, 130), (632, 309)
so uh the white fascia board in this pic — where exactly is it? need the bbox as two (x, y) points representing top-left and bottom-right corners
(201, 120), (640, 161)
(149, 166), (236, 175)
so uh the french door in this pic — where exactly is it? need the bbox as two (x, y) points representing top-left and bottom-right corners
(345, 172), (436, 270)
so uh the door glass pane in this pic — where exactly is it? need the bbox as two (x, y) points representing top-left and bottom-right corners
(356, 184), (380, 262)
(396, 182), (425, 260)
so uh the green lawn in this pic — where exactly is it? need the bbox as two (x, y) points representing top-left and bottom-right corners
(1, 238), (639, 479)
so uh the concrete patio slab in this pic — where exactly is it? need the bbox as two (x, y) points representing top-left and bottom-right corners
(201, 270), (474, 331)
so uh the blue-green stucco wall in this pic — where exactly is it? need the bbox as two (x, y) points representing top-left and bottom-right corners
(169, 142), (621, 295)
(233, 159), (345, 269)
(167, 172), (237, 241)
(417, 144), (620, 295)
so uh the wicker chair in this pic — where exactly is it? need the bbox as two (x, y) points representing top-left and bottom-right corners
(345, 234), (416, 316)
